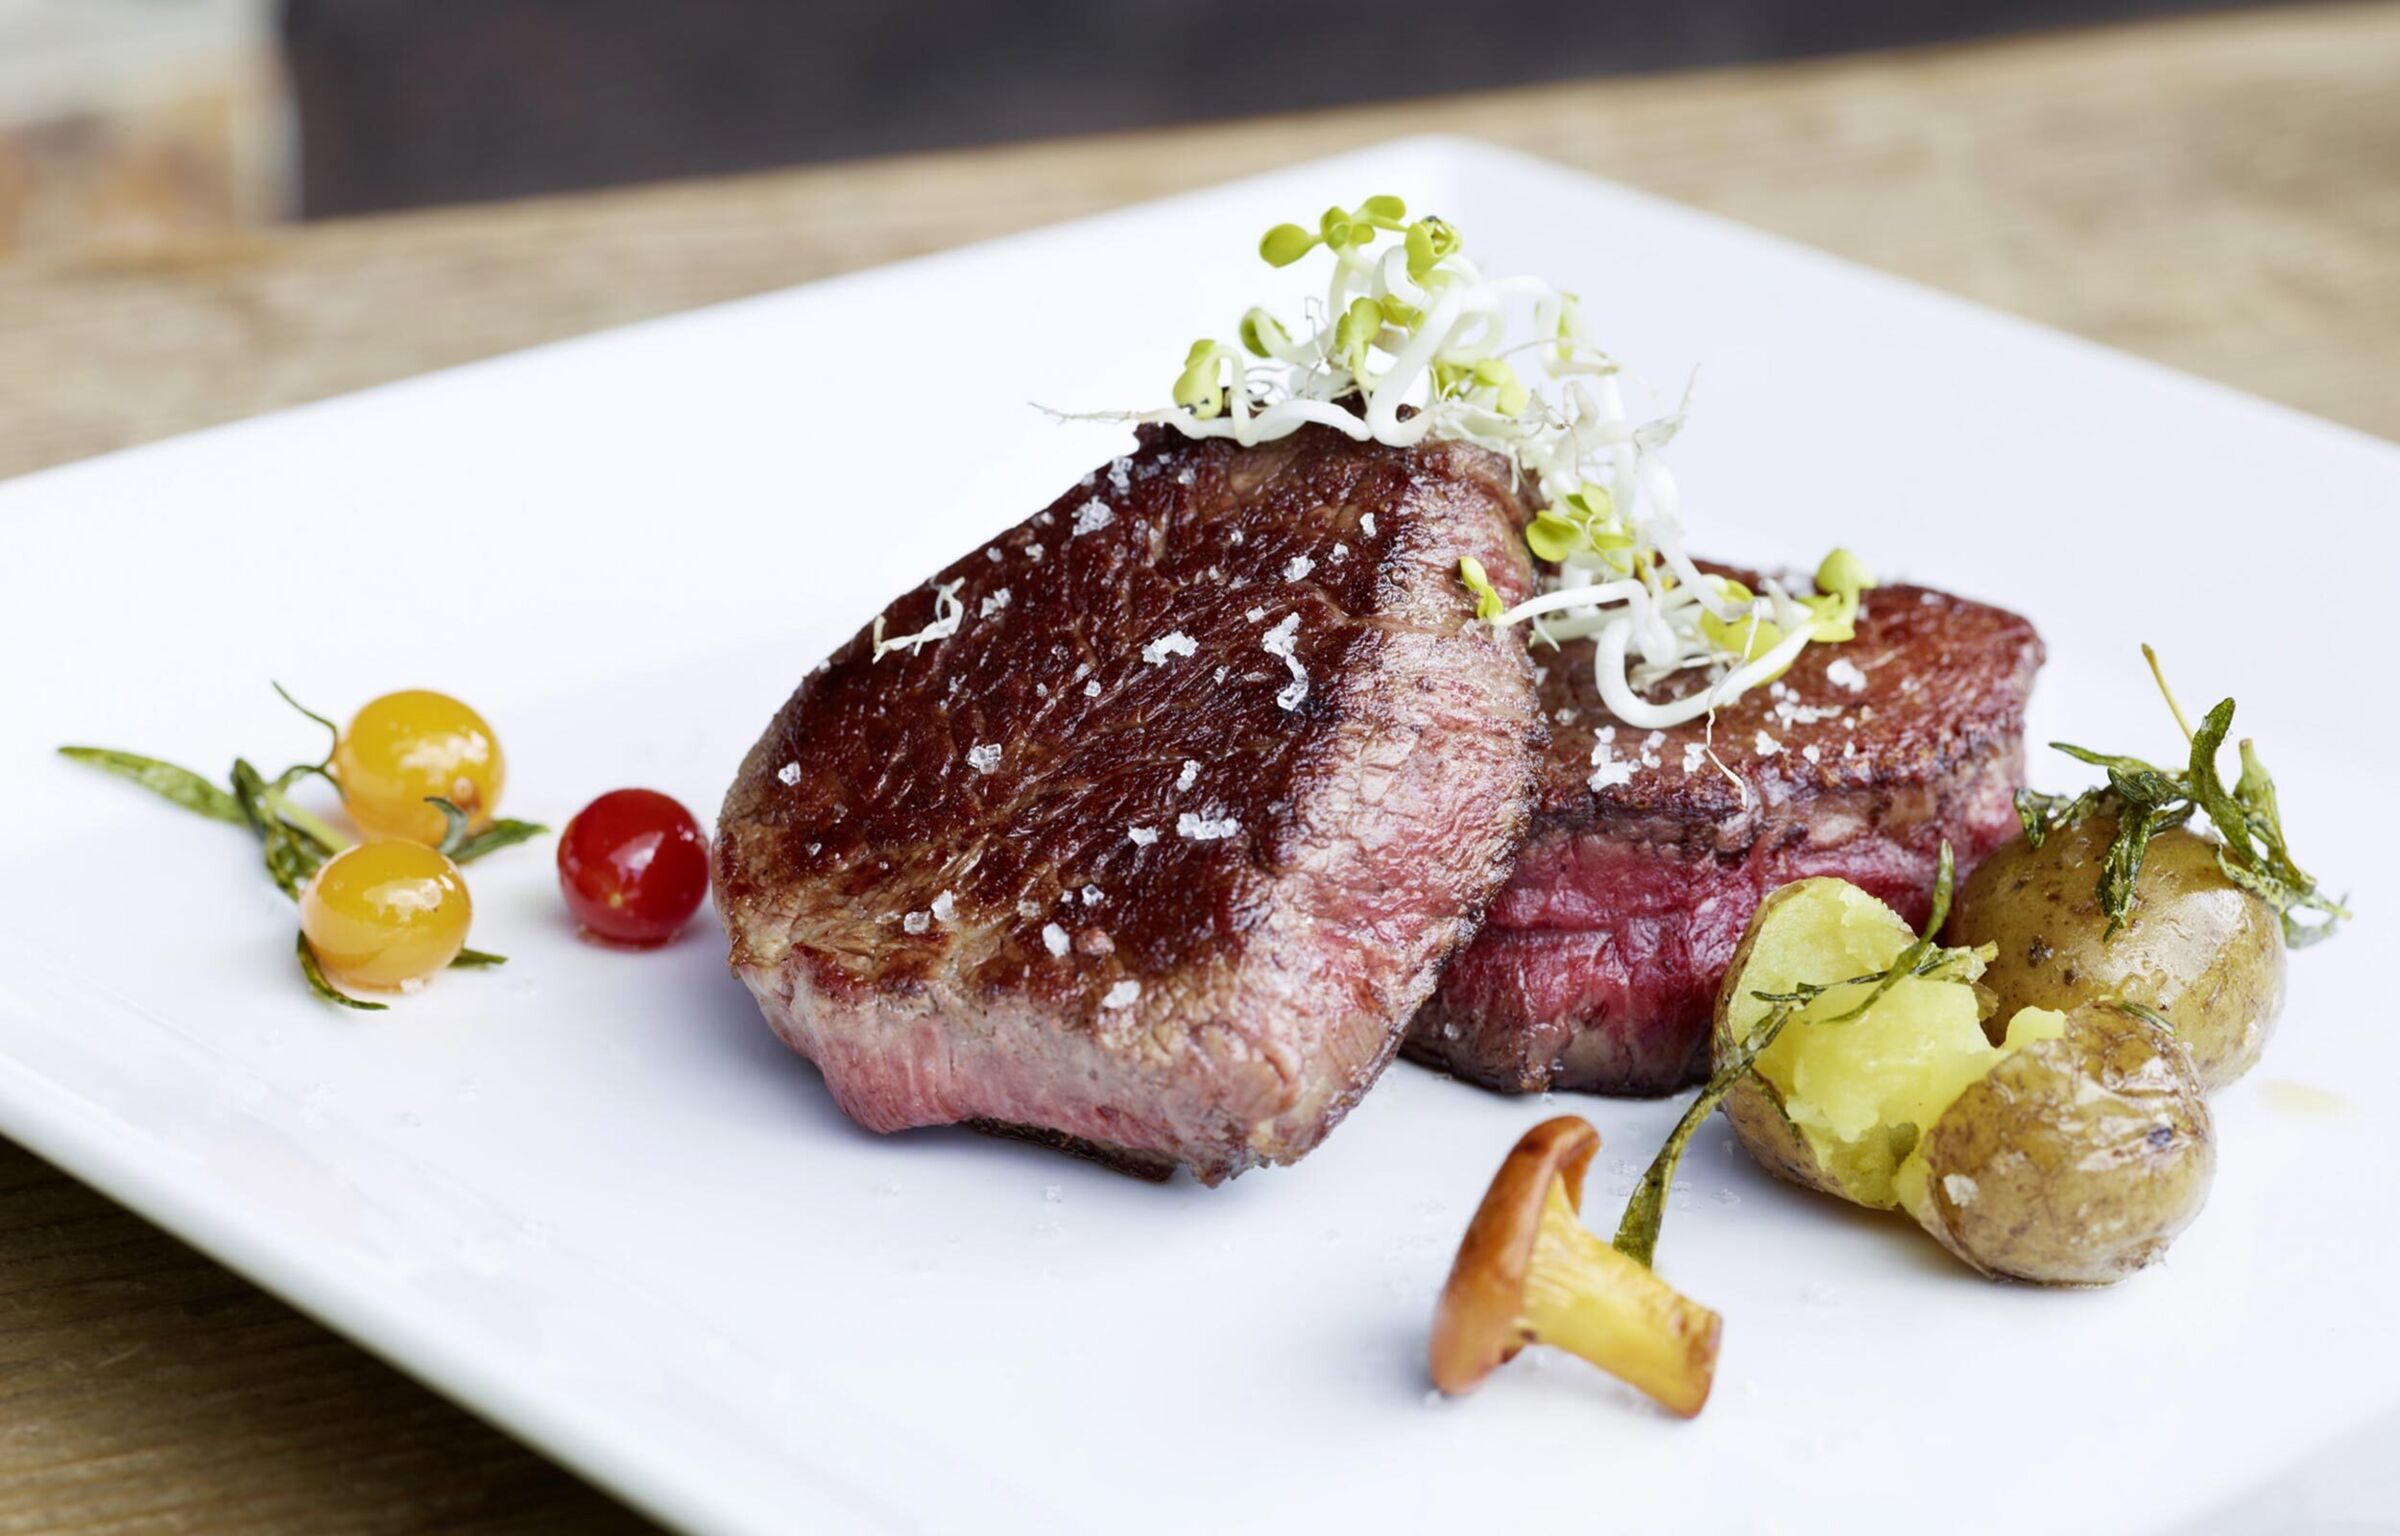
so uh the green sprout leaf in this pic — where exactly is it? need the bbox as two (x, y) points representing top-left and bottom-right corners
(1258, 223), (1317, 268)
(1458, 556), (1505, 623)
(1525, 510), (1586, 564)
(450, 947), (508, 969)
(297, 931), (387, 1012)
(58, 747), (245, 825)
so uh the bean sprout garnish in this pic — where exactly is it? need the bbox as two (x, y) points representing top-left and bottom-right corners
(1091, 195), (1873, 729)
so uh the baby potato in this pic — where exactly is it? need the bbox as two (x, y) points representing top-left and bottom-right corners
(1714, 878), (2019, 1212)
(1946, 819), (2284, 1091)
(1714, 877), (2217, 1284)
(1898, 1004), (2215, 1285)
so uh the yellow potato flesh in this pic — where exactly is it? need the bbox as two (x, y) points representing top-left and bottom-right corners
(1727, 879), (2064, 1207)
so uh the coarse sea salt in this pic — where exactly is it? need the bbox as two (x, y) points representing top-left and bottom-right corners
(1101, 979), (1142, 1009)
(1071, 499), (1114, 536)
(979, 587), (1012, 618)
(929, 890), (956, 923)
(1826, 657), (1868, 693)
(1284, 555), (1314, 582)
(1141, 631), (1198, 666)
(1128, 826), (1158, 846)
(1261, 612), (1307, 711)
(1754, 731), (1783, 757)
(1176, 759), (1200, 792)
(1042, 922), (1070, 957)
(903, 910), (931, 935)
(966, 743), (1003, 773)
(1361, 513), (1377, 537)
(775, 762), (802, 786)
(1177, 811), (1239, 841)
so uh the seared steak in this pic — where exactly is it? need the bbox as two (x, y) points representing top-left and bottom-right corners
(715, 423), (1544, 1183)
(1407, 581), (2042, 1096)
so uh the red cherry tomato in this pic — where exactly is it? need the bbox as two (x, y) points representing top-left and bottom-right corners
(557, 789), (710, 945)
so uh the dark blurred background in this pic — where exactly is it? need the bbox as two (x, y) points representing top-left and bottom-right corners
(284, 0), (2268, 216)
(0, 0), (2291, 254)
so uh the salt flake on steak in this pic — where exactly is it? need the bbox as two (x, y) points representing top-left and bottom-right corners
(1260, 612), (1307, 711)
(1101, 980), (1142, 1009)
(1177, 811), (1240, 841)
(1142, 631), (1199, 666)
(1041, 922), (1070, 957)
(966, 743), (1003, 773)
(1071, 499), (1115, 536)
(1588, 737), (1636, 791)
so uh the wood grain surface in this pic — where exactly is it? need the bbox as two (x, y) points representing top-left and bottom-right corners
(1, 6), (2394, 1533)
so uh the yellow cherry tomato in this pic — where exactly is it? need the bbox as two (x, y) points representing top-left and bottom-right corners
(333, 689), (506, 844)
(300, 841), (473, 990)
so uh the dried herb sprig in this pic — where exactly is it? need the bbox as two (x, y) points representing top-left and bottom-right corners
(60, 685), (547, 1006)
(2016, 647), (2346, 946)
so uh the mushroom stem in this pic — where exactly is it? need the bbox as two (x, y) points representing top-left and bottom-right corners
(1521, 1180), (1722, 1417)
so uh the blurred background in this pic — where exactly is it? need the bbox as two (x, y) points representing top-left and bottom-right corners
(1, 0), (2274, 258)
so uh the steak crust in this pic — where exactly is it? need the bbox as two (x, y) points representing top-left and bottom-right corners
(715, 423), (1544, 1183)
(1406, 579), (2043, 1096)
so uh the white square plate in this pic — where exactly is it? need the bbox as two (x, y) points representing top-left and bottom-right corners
(3, 138), (2396, 1535)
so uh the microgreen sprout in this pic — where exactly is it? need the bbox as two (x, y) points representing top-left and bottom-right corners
(1109, 195), (1875, 728)
(870, 579), (965, 662)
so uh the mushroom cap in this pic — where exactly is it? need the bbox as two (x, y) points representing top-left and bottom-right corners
(1428, 1115), (1601, 1393)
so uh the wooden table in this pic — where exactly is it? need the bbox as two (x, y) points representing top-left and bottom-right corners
(1, 6), (2393, 1530)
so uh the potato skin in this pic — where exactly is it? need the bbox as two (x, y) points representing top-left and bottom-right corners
(1711, 883), (1862, 1205)
(1905, 1005), (2214, 1285)
(1946, 820), (2284, 1091)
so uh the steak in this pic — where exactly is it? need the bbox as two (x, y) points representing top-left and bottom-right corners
(1406, 579), (2042, 1096)
(715, 423), (1544, 1183)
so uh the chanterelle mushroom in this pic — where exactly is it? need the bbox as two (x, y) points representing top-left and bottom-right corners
(1429, 1116), (1721, 1416)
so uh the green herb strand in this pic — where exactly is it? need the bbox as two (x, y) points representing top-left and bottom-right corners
(58, 747), (246, 825)
(2019, 651), (2346, 944)
(427, 797), (549, 865)
(297, 932), (387, 1012)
